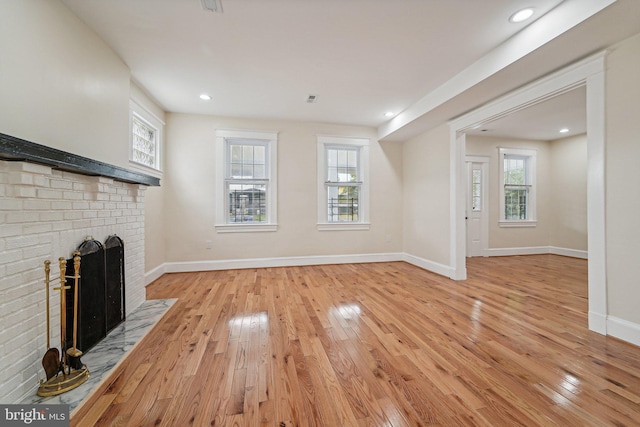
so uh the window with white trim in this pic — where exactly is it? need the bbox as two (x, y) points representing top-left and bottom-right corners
(499, 148), (536, 227)
(317, 136), (369, 230)
(129, 100), (163, 174)
(215, 130), (277, 232)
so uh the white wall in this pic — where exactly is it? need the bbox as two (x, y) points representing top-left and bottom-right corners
(402, 124), (450, 270)
(606, 32), (640, 326)
(162, 113), (403, 265)
(0, 0), (131, 169)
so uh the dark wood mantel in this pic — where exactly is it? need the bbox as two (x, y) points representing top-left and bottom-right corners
(0, 132), (160, 186)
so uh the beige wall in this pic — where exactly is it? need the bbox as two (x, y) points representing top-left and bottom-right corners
(606, 32), (640, 324)
(163, 113), (403, 263)
(0, 0), (131, 168)
(466, 136), (553, 249)
(130, 83), (167, 274)
(549, 134), (587, 251)
(0, 1), (169, 276)
(402, 124), (450, 266)
(144, 185), (165, 272)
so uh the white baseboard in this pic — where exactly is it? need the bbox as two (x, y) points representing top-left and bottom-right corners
(146, 251), (458, 283)
(162, 252), (404, 274)
(588, 310), (608, 335)
(147, 247), (585, 284)
(144, 263), (167, 286)
(606, 316), (640, 347)
(548, 246), (588, 259)
(401, 253), (456, 279)
(484, 246), (549, 257)
(484, 246), (587, 259)
(147, 247), (585, 285)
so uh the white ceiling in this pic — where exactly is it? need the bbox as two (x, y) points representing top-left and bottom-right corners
(466, 86), (586, 141)
(60, 0), (640, 140)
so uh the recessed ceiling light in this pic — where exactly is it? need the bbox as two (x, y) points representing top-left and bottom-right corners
(200, 94), (211, 101)
(509, 8), (534, 23)
(559, 128), (569, 133)
(385, 112), (395, 118)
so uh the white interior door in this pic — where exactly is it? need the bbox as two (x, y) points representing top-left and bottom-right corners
(466, 158), (488, 257)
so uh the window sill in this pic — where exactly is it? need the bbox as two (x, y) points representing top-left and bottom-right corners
(215, 223), (278, 233)
(499, 220), (537, 228)
(317, 222), (370, 231)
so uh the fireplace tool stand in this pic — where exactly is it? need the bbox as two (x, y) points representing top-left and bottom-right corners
(37, 254), (89, 397)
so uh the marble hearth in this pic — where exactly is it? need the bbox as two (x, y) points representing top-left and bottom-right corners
(22, 298), (175, 415)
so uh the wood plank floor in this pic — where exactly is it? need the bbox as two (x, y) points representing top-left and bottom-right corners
(71, 255), (640, 426)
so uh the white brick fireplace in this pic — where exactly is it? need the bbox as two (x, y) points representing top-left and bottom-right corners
(0, 160), (147, 403)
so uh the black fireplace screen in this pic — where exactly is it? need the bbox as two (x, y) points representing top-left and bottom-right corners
(65, 235), (125, 353)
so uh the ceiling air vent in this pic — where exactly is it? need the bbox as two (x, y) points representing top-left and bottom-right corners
(306, 94), (317, 104)
(201, 0), (223, 13)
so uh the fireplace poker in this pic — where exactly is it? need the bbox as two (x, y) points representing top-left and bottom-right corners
(37, 255), (90, 397)
(41, 260), (61, 380)
(53, 257), (70, 377)
(66, 252), (84, 370)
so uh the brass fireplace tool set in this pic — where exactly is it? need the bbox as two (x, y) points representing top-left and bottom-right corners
(37, 252), (89, 397)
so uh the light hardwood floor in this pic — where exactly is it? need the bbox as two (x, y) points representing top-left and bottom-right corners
(71, 255), (640, 426)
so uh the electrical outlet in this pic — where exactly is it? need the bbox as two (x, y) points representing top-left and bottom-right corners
(205, 240), (212, 249)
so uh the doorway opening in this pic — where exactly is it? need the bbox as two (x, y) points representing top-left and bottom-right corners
(449, 51), (607, 335)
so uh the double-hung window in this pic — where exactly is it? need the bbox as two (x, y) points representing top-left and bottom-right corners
(216, 130), (278, 232)
(499, 148), (536, 227)
(317, 136), (369, 230)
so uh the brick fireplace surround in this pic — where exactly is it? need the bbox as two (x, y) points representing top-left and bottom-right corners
(0, 160), (147, 403)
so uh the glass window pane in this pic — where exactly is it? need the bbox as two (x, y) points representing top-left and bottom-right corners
(472, 169), (481, 211)
(328, 166), (338, 182)
(254, 164), (265, 179)
(228, 183), (267, 223)
(327, 148), (359, 183)
(132, 117), (156, 168)
(504, 156), (526, 185)
(327, 185), (359, 222)
(327, 149), (337, 167)
(504, 187), (527, 220)
(243, 145), (254, 163)
(338, 167), (348, 182)
(230, 164), (242, 178)
(347, 166), (357, 182)
(348, 150), (357, 167)
(231, 145), (243, 163)
(254, 145), (265, 163)
(337, 150), (347, 168)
